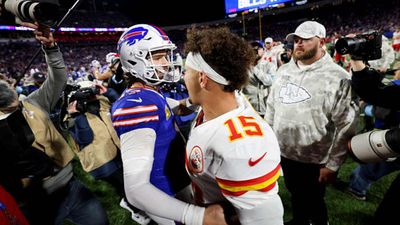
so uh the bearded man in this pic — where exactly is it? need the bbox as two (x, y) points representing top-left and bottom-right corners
(264, 21), (359, 225)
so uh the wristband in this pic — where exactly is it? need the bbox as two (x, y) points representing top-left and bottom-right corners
(182, 204), (205, 225)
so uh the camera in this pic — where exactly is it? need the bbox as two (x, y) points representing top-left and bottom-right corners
(67, 85), (100, 113)
(335, 30), (382, 61)
(280, 51), (291, 64)
(1, 0), (59, 27)
(348, 128), (400, 163)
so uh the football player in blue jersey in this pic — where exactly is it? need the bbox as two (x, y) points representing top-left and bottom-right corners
(111, 24), (227, 225)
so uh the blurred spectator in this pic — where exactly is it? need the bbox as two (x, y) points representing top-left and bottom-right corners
(242, 40), (273, 117)
(368, 35), (395, 73)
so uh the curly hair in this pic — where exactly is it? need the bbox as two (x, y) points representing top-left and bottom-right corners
(184, 27), (255, 92)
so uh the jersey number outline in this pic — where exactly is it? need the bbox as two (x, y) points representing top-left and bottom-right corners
(224, 116), (263, 142)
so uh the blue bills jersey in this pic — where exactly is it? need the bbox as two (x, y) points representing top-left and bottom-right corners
(112, 87), (188, 195)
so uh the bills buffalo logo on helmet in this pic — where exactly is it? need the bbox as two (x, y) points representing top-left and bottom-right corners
(118, 26), (149, 50)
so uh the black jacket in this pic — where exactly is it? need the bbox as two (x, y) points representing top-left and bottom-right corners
(351, 67), (400, 109)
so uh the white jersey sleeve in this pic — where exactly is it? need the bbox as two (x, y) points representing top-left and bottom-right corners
(121, 128), (205, 225)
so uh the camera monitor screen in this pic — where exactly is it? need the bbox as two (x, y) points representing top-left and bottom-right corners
(225, 0), (295, 14)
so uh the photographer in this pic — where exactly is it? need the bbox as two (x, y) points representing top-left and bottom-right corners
(64, 81), (151, 224)
(277, 40), (294, 67)
(351, 60), (400, 109)
(0, 22), (108, 225)
(350, 55), (400, 225)
(65, 82), (122, 189)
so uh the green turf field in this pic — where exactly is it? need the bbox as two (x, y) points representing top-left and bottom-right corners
(66, 156), (398, 225)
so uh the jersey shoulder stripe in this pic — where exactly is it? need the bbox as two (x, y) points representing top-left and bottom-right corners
(112, 115), (159, 127)
(112, 104), (158, 117)
(112, 88), (165, 132)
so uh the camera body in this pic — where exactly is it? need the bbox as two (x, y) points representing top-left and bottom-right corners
(280, 51), (291, 64)
(335, 30), (382, 61)
(67, 85), (100, 113)
(1, 0), (59, 27)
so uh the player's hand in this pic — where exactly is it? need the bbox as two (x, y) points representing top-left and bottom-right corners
(203, 204), (228, 225)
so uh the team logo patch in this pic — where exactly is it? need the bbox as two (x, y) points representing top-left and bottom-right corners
(118, 26), (149, 50)
(279, 82), (311, 104)
(165, 106), (171, 120)
(189, 146), (204, 173)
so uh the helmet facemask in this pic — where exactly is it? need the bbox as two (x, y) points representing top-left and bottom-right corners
(145, 48), (181, 85)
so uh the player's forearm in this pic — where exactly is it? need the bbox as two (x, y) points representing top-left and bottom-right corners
(120, 129), (205, 224)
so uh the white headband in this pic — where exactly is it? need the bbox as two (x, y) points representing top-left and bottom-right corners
(185, 52), (229, 85)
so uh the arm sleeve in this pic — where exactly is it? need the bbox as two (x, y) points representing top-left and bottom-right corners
(27, 46), (67, 112)
(351, 67), (400, 109)
(254, 62), (273, 86)
(121, 128), (204, 225)
(381, 42), (395, 69)
(326, 79), (359, 171)
(102, 88), (119, 103)
(264, 83), (276, 125)
(70, 115), (94, 149)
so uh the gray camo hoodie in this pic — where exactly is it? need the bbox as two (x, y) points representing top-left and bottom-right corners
(264, 52), (359, 171)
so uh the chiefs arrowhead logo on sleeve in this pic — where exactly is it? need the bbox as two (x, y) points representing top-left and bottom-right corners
(188, 146), (204, 174)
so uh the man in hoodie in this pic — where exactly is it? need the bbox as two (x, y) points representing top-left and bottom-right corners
(264, 21), (358, 225)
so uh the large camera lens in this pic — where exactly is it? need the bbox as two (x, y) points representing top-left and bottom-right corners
(348, 129), (400, 163)
(32, 2), (59, 27)
(4, 0), (59, 27)
(335, 37), (367, 55)
(334, 31), (382, 60)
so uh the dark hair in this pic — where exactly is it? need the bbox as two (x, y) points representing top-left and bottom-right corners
(184, 27), (255, 92)
(0, 81), (17, 110)
(123, 73), (145, 87)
